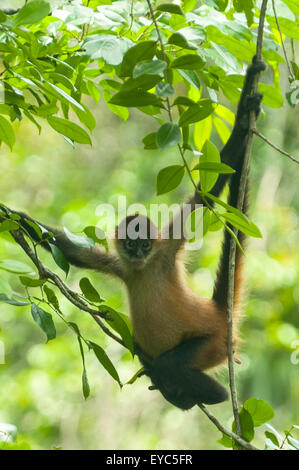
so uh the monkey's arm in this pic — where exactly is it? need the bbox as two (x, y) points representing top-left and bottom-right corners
(0, 207), (125, 280)
(161, 56), (265, 256)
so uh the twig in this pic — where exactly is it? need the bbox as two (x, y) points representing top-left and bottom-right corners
(253, 129), (299, 164)
(136, 13), (164, 41)
(271, 0), (295, 80)
(226, 0), (269, 444)
(198, 404), (258, 450)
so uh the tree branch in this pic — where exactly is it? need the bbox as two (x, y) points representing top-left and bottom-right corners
(271, 0), (295, 80)
(9, 227), (125, 348)
(253, 129), (299, 164)
(226, 0), (269, 443)
(198, 404), (258, 450)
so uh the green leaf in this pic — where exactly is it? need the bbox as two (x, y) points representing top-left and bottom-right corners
(217, 433), (233, 448)
(63, 227), (94, 249)
(193, 116), (212, 151)
(0, 278), (12, 297)
(204, 192), (249, 221)
(31, 303), (56, 342)
(14, 1), (50, 26)
(83, 34), (130, 65)
(133, 60), (167, 78)
(0, 259), (34, 274)
(109, 91), (162, 108)
(179, 100), (214, 126)
(125, 368), (144, 385)
(25, 219), (43, 239)
(171, 54), (205, 70)
(44, 285), (60, 311)
(121, 75), (162, 92)
(34, 103), (59, 118)
(86, 80), (101, 103)
(43, 82), (85, 112)
(142, 132), (158, 150)
(88, 341), (121, 385)
(82, 367), (90, 400)
(258, 83), (283, 108)
(157, 123), (181, 149)
(120, 41), (156, 77)
(220, 213), (262, 238)
(156, 3), (185, 15)
(192, 162), (235, 174)
(287, 436), (299, 450)
(73, 104), (96, 132)
(168, 32), (196, 50)
(282, 0), (299, 15)
(199, 140), (220, 192)
(103, 306), (134, 355)
(83, 225), (108, 251)
(157, 165), (185, 195)
(103, 90), (129, 122)
(268, 16), (299, 40)
(173, 96), (196, 107)
(49, 243), (69, 277)
(208, 212), (223, 232)
(215, 104), (235, 126)
(265, 431), (280, 447)
(0, 11), (7, 23)
(47, 117), (92, 145)
(156, 82), (175, 98)
(0, 116), (15, 150)
(178, 69), (201, 91)
(243, 398), (275, 427)
(213, 116), (231, 144)
(79, 277), (103, 303)
(20, 277), (46, 287)
(232, 408), (255, 443)
(0, 294), (30, 306)
(0, 220), (19, 232)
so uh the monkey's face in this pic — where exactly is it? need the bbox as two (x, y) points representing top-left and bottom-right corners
(115, 214), (158, 269)
(120, 238), (154, 267)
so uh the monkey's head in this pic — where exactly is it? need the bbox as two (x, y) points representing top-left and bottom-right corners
(115, 214), (159, 269)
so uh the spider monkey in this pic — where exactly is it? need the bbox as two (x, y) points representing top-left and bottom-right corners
(1, 56), (265, 410)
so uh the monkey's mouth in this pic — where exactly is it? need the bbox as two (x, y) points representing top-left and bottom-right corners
(129, 257), (146, 268)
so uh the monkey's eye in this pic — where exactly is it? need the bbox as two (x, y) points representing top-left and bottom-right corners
(142, 240), (151, 251)
(125, 240), (136, 250)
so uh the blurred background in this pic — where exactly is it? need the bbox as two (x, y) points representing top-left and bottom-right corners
(0, 55), (298, 449)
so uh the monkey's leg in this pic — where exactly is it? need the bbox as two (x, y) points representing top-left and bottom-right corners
(148, 338), (228, 409)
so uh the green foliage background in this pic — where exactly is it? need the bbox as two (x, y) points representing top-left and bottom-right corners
(0, 0), (298, 450)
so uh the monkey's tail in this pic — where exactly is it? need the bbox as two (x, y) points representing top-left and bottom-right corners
(212, 172), (249, 315)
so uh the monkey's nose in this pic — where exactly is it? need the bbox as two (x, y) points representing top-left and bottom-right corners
(135, 248), (144, 258)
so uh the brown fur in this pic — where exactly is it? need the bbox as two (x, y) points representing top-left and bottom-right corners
(114, 232), (243, 372)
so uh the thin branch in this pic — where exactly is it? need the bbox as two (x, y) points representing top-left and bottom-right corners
(136, 13), (164, 41)
(10, 228), (125, 348)
(253, 129), (299, 164)
(198, 404), (258, 451)
(271, 0), (295, 80)
(226, 0), (269, 443)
